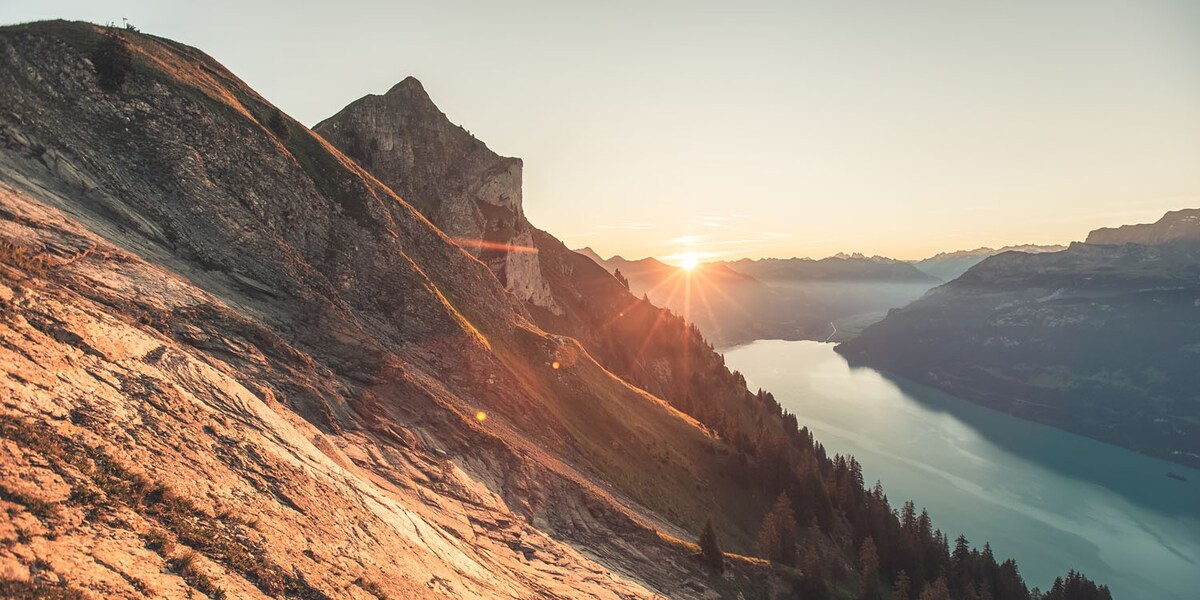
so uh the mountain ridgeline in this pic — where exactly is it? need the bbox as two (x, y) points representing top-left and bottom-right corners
(840, 209), (1200, 468)
(912, 245), (1067, 282)
(0, 21), (1108, 599)
(584, 252), (941, 346)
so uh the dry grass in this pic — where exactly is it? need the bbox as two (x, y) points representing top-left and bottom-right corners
(0, 240), (46, 276)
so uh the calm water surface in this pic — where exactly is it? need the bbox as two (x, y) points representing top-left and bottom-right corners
(723, 339), (1200, 600)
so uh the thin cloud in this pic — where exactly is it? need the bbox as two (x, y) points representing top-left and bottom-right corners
(597, 222), (653, 230)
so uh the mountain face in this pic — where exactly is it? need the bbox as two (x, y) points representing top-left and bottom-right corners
(313, 78), (559, 312)
(0, 21), (1105, 600)
(839, 218), (1200, 468)
(913, 245), (1067, 281)
(0, 22), (791, 598)
(312, 77), (765, 427)
(1085, 208), (1200, 246)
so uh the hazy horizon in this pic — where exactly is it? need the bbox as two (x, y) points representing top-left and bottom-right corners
(5, 0), (1198, 262)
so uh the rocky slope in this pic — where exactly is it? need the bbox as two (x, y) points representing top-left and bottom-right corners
(312, 78), (776, 423)
(839, 217), (1200, 467)
(0, 21), (788, 598)
(314, 77), (558, 312)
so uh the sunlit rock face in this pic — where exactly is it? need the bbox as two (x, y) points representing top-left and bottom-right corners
(316, 78), (560, 313)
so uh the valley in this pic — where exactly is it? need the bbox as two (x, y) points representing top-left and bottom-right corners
(725, 340), (1200, 600)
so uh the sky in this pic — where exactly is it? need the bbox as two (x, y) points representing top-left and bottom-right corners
(3, 0), (1198, 261)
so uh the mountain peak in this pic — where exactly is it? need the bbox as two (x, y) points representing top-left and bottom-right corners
(386, 75), (429, 98)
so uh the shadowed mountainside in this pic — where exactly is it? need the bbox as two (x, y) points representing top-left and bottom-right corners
(840, 215), (1200, 468)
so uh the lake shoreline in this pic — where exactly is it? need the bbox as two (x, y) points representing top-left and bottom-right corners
(725, 339), (1200, 600)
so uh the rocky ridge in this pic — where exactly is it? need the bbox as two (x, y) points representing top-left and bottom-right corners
(314, 77), (559, 312)
(0, 21), (781, 598)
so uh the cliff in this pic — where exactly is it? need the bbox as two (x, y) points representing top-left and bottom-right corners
(314, 77), (559, 312)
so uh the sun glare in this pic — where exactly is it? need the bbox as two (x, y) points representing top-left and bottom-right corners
(679, 256), (700, 271)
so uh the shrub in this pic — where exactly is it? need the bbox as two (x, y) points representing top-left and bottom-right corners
(267, 108), (290, 140)
(697, 518), (724, 572)
(91, 27), (133, 92)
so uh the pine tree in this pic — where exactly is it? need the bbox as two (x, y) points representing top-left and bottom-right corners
(802, 543), (824, 581)
(614, 268), (630, 290)
(918, 577), (952, 600)
(859, 536), (880, 599)
(757, 492), (797, 566)
(697, 518), (723, 572)
(892, 570), (912, 600)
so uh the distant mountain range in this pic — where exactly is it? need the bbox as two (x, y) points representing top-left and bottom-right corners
(722, 254), (939, 283)
(581, 251), (942, 346)
(839, 209), (1200, 467)
(912, 244), (1066, 281)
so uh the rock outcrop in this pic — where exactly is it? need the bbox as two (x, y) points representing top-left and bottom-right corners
(315, 77), (559, 313)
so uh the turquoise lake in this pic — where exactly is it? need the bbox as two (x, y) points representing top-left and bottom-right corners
(722, 339), (1200, 600)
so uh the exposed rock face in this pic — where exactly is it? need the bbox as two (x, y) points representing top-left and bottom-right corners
(839, 222), (1200, 467)
(1086, 208), (1200, 246)
(0, 21), (787, 598)
(314, 78), (766, 409)
(315, 78), (559, 313)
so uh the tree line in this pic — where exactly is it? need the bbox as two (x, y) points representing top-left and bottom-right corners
(587, 289), (1112, 599)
